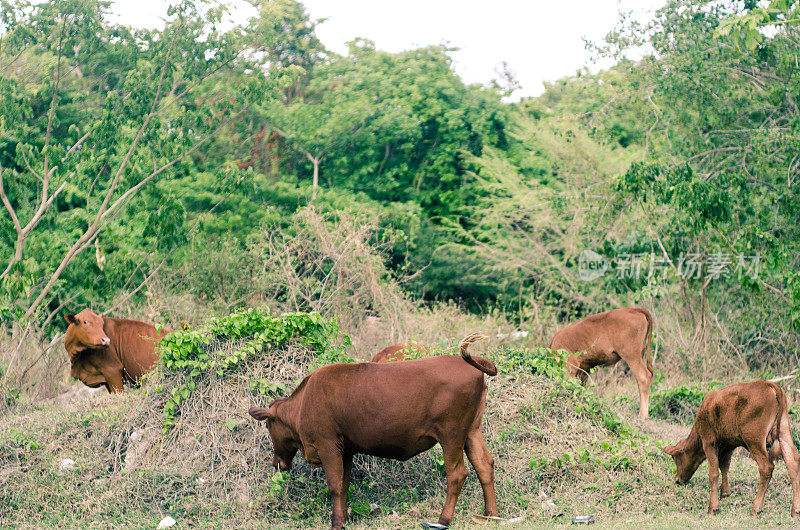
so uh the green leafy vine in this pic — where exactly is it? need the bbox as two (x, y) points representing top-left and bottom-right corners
(158, 308), (351, 433)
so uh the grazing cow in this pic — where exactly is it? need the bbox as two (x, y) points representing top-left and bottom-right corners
(64, 308), (167, 393)
(664, 380), (800, 517)
(549, 307), (654, 419)
(250, 333), (498, 530)
(370, 341), (428, 363)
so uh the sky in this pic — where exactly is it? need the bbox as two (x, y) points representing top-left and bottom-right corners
(111, 0), (667, 99)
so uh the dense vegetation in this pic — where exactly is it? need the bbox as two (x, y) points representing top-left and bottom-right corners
(3, 0), (800, 527)
(0, 0), (797, 327)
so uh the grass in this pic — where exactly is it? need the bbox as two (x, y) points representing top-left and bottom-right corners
(2, 344), (799, 529)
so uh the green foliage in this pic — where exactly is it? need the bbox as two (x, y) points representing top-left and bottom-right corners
(0, 428), (42, 454)
(0, 0), (267, 321)
(584, 0), (800, 339)
(495, 346), (572, 380)
(158, 308), (351, 432)
(787, 403), (800, 449)
(249, 379), (287, 397)
(381, 341), (429, 361)
(259, 41), (509, 217)
(528, 439), (637, 479)
(615, 162), (732, 231)
(495, 347), (635, 437)
(716, 0), (800, 50)
(268, 470), (289, 498)
(649, 382), (725, 423)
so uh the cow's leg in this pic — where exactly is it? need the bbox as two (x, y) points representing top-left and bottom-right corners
(778, 432), (800, 517)
(702, 438), (721, 514)
(626, 355), (652, 421)
(748, 441), (774, 515)
(719, 447), (734, 497)
(772, 412), (800, 516)
(341, 453), (353, 524)
(437, 441), (468, 526)
(102, 369), (125, 393)
(319, 448), (347, 530)
(465, 429), (498, 517)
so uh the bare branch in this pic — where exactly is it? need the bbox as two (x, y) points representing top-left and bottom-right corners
(62, 130), (92, 162)
(20, 146), (44, 183)
(23, 109), (245, 319)
(714, 228), (791, 303)
(101, 109), (245, 222)
(43, 14), (68, 178)
(0, 46), (28, 75)
(0, 165), (23, 234)
(101, 248), (176, 317)
(94, 41), (174, 223)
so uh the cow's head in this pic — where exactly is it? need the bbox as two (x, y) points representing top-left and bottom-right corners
(663, 440), (703, 485)
(249, 399), (299, 471)
(64, 309), (111, 356)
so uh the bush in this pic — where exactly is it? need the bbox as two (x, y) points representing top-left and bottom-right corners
(158, 307), (350, 432)
(648, 382), (724, 423)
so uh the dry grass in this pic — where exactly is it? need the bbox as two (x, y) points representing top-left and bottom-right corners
(0, 325), (72, 408)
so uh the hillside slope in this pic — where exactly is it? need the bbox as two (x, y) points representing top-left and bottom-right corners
(1, 310), (798, 528)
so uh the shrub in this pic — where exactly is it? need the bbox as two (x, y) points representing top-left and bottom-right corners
(649, 382), (724, 423)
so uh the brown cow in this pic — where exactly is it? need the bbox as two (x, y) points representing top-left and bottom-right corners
(549, 307), (654, 419)
(249, 332), (498, 530)
(64, 308), (167, 393)
(664, 380), (800, 517)
(370, 341), (428, 363)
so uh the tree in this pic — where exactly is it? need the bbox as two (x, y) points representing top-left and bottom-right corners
(0, 0), (252, 322)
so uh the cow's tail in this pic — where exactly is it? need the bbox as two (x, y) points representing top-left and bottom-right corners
(459, 332), (497, 376)
(768, 382), (799, 466)
(636, 308), (655, 377)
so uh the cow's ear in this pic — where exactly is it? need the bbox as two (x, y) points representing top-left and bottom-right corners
(65, 314), (76, 325)
(249, 407), (275, 422)
(663, 445), (678, 456)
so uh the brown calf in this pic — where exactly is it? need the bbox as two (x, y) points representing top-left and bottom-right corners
(370, 341), (428, 363)
(64, 308), (167, 393)
(664, 380), (800, 517)
(549, 307), (654, 419)
(249, 333), (498, 530)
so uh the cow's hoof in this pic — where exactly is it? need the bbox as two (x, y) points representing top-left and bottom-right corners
(708, 507), (719, 515)
(420, 523), (448, 530)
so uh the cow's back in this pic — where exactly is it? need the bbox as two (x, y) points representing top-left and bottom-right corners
(697, 380), (781, 440)
(104, 317), (165, 380)
(550, 308), (647, 353)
